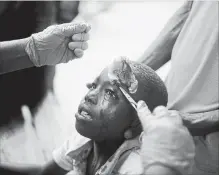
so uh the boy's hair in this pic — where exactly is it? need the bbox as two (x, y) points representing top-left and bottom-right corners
(128, 60), (168, 111)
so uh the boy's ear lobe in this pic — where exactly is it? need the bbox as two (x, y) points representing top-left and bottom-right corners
(131, 120), (142, 138)
(124, 119), (142, 139)
(124, 129), (133, 139)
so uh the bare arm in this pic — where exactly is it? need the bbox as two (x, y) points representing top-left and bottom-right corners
(0, 37), (34, 74)
(0, 22), (90, 75)
(0, 160), (68, 175)
(179, 109), (219, 136)
(138, 1), (193, 71)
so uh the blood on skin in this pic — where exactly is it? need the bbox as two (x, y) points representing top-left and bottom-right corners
(108, 57), (138, 94)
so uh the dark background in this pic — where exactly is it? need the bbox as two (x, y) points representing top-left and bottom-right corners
(0, 1), (79, 127)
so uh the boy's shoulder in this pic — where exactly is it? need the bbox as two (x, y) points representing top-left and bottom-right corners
(114, 148), (144, 175)
(53, 133), (144, 174)
(97, 134), (143, 175)
(52, 133), (92, 172)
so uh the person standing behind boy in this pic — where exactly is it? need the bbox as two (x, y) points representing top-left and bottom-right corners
(139, 1), (218, 175)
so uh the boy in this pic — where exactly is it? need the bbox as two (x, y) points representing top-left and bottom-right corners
(0, 57), (168, 175)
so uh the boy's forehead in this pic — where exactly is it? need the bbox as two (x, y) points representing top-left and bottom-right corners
(95, 67), (118, 86)
(95, 67), (110, 82)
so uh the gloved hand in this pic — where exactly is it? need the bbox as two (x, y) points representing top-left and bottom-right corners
(137, 101), (195, 175)
(25, 22), (91, 67)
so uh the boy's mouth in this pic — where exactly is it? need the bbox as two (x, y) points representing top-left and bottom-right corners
(76, 105), (92, 121)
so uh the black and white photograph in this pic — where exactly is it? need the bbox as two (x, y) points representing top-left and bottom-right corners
(0, 1), (218, 175)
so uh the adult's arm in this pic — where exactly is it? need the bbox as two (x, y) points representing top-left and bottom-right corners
(0, 22), (90, 75)
(0, 37), (34, 74)
(138, 1), (193, 71)
(0, 160), (67, 175)
(178, 109), (219, 136)
(0, 1), (54, 74)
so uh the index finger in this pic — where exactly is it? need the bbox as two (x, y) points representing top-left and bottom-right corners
(137, 100), (152, 131)
(61, 23), (88, 36)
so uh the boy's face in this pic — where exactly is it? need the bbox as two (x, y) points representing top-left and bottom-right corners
(75, 67), (135, 141)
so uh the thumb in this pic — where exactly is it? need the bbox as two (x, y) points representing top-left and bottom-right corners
(61, 23), (88, 36)
(137, 100), (152, 131)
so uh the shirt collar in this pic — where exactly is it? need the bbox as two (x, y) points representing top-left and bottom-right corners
(65, 133), (142, 167)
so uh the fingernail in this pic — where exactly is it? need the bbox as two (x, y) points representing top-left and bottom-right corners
(75, 50), (83, 58)
(75, 49), (83, 54)
(137, 100), (146, 109)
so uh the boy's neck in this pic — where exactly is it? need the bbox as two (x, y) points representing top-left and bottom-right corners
(86, 140), (124, 175)
(93, 139), (124, 159)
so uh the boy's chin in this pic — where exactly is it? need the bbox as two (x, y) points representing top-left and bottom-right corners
(75, 120), (98, 140)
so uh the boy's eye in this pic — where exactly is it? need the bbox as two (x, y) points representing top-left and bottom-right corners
(87, 83), (97, 90)
(91, 83), (97, 89)
(105, 89), (117, 100)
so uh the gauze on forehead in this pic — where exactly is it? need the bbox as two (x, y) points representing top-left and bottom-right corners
(108, 57), (138, 94)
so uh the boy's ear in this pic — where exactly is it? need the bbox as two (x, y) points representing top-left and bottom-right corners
(124, 119), (142, 139)
(124, 129), (133, 139)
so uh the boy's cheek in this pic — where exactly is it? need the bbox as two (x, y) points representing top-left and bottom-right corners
(99, 108), (111, 120)
(100, 100), (114, 111)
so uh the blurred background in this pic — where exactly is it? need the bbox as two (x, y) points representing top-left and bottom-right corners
(0, 1), (183, 165)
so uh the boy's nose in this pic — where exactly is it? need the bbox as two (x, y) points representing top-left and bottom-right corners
(85, 93), (98, 105)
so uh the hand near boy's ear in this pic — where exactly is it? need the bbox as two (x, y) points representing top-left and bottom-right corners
(136, 100), (195, 175)
(25, 22), (91, 67)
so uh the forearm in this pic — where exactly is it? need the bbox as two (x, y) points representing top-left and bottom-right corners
(0, 164), (41, 175)
(138, 1), (193, 71)
(0, 160), (67, 175)
(0, 37), (34, 74)
(180, 109), (219, 136)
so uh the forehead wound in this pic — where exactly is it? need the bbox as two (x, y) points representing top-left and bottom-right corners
(107, 57), (138, 94)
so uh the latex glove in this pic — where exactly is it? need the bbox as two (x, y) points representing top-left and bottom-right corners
(137, 101), (195, 175)
(25, 22), (91, 67)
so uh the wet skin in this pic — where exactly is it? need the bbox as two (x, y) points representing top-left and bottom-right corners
(75, 66), (136, 142)
(75, 66), (140, 175)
